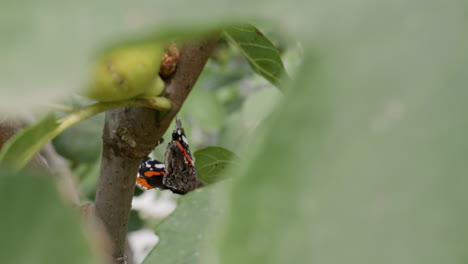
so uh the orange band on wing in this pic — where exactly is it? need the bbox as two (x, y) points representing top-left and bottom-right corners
(144, 171), (165, 177)
(176, 141), (194, 166)
(136, 177), (154, 190)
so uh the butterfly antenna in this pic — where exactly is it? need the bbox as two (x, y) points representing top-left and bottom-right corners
(175, 117), (182, 130)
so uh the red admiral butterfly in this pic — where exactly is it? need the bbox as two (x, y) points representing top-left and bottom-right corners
(136, 118), (202, 194)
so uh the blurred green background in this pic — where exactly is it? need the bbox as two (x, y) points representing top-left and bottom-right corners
(1, 0), (467, 264)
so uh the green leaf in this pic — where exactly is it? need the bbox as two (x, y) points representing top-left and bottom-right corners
(0, 114), (59, 170)
(223, 25), (288, 88)
(53, 113), (104, 163)
(143, 182), (228, 264)
(0, 170), (98, 264)
(208, 3), (468, 264)
(194, 146), (239, 185)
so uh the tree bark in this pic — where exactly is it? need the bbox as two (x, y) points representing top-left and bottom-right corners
(94, 38), (219, 263)
(0, 117), (21, 150)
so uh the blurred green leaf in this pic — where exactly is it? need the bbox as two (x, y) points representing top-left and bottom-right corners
(218, 87), (282, 154)
(143, 182), (227, 264)
(53, 113), (104, 163)
(128, 210), (144, 232)
(75, 159), (101, 201)
(207, 3), (468, 264)
(223, 25), (288, 88)
(196, 58), (250, 92)
(0, 114), (58, 170)
(181, 88), (226, 131)
(218, 111), (245, 151)
(194, 146), (239, 184)
(241, 87), (281, 129)
(215, 85), (240, 105)
(0, 170), (98, 264)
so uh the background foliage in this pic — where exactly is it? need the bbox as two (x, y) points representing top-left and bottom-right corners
(1, 0), (467, 264)
(0, 170), (98, 264)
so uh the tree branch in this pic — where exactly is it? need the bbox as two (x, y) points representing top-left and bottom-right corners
(94, 37), (219, 263)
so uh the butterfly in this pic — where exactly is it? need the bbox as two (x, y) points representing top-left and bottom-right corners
(136, 118), (202, 194)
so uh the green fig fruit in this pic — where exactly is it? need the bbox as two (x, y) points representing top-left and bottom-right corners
(83, 42), (165, 102)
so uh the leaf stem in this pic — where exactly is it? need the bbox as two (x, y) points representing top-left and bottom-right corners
(56, 97), (172, 136)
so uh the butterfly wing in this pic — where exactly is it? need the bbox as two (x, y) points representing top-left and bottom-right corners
(136, 158), (166, 190)
(163, 118), (202, 194)
(164, 141), (200, 194)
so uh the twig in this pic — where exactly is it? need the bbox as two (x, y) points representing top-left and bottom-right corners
(94, 37), (219, 263)
(40, 142), (80, 205)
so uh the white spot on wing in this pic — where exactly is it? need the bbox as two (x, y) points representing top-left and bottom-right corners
(182, 135), (188, 144)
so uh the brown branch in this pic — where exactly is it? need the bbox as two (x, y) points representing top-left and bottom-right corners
(0, 117), (21, 150)
(94, 37), (219, 263)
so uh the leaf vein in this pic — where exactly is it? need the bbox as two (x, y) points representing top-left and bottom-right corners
(223, 31), (282, 84)
(237, 42), (281, 54)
